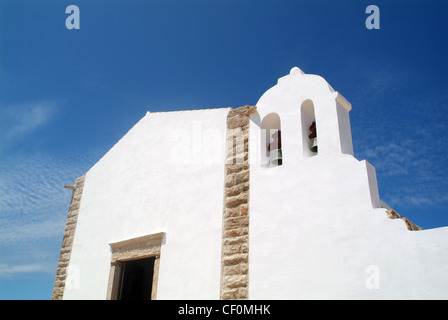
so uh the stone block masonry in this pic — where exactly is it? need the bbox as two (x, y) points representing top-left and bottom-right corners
(220, 105), (256, 300)
(52, 174), (86, 300)
(386, 208), (423, 231)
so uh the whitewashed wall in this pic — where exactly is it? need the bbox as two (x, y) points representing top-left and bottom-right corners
(63, 68), (448, 300)
(248, 68), (448, 299)
(64, 108), (230, 299)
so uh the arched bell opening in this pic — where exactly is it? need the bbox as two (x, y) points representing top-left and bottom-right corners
(260, 113), (282, 167)
(301, 100), (318, 157)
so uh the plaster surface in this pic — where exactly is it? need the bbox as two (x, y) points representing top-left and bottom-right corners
(64, 108), (230, 299)
(248, 68), (448, 299)
(60, 67), (448, 300)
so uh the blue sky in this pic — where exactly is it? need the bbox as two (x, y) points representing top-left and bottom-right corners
(0, 0), (447, 299)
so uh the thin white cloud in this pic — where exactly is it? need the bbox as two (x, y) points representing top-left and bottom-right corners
(0, 152), (93, 244)
(0, 217), (67, 244)
(0, 150), (98, 279)
(0, 101), (58, 151)
(360, 141), (416, 177)
(0, 263), (52, 278)
(356, 117), (448, 212)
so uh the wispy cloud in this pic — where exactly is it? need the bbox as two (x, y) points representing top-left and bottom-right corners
(0, 101), (58, 151)
(0, 99), (86, 278)
(322, 58), (448, 226)
(0, 152), (93, 244)
(0, 150), (99, 279)
(0, 263), (52, 278)
(360, 141), (415, 176)
(357, 133), (448, 210)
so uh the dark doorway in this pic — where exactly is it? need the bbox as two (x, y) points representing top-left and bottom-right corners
(117, 257), (155, 300)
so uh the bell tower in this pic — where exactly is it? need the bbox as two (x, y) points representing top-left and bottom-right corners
(247, 67), (385, 298)
(250, 66), (354, 167)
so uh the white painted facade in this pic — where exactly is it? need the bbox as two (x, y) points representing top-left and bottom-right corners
(248, 67), (448, 299)
(61, 67), (448, 299)
(64, 108), (230, 299)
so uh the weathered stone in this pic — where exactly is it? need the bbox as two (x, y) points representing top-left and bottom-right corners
(226, 164), (244, 175)
(64, 223), (76, 232)
(224, 229), (240, 237)
(221, 287), (248, 300)
(227, 116), (249, 130)
(224, 216), (249, 230)
(223, 254), (248, 266)
(226, 193), (248, 208)
(228, 227), (247, 237)
(402, 217), (424, 231)
(221, 289), (237, 300)
(235, 170), (249, 184)
(225, 183), (244, 197)
(225, 175), (234, 187)
(224, 275), (248, 288)
(223, 235), (248, 246)
(223, 263), (248, 276)
(223, 243), (249, 255)
(52, 174), (86, 300)
(387, 209), (401, 219)
(386, 209), (423, 231)
(224, 207), (241, 218)
(220, 105), (256, 300)
(228, 105), (257, 117)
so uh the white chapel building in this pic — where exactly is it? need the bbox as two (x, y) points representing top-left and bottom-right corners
(52, 67), (448, 300)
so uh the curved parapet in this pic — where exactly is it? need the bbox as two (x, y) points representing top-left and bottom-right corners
(253, 67), (354, 163)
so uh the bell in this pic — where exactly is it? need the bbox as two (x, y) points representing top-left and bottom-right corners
(311, 137), (318, 153)
(270, 148), (283, 166)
